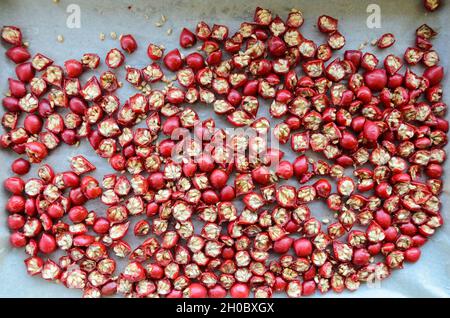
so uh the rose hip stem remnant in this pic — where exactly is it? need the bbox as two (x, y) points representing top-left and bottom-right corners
(1, 5), (447, 298)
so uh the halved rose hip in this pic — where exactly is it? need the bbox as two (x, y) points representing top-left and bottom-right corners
(163, 49), (183, 72)
(120, 34), (138, 53)
(1, 26), (22, 46)
(105, 48), (125, 68)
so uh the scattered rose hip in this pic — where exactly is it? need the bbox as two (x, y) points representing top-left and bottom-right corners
(0, 5), (447, 299)
(423, 0), (441, 12)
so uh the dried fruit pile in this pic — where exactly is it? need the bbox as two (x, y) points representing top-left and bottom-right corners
(1, 5), (447, 298)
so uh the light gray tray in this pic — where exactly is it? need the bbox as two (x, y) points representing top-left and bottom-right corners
(0, 0), (449, 297)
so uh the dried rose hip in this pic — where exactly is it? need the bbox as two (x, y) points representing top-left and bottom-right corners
(2, 26), (22, 46)
(423, 0), (440, 11)
(163, 49), (183, 72)
(377, 33), (396, 49)
(106, 48), (125, 69)
(179, 28), (196, 48)
(120, 34), (138, 53)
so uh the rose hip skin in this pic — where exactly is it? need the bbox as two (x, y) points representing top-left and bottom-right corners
(24, 114), (43, 135)
(180, 28), (196, 48)
(2, 26), (23, 46)
(16, 62), (35, 82)
(9, 78), (26, 97)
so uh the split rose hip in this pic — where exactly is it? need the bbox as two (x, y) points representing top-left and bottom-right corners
(120, 34), (138, 53)
(147, 43), (164, 60)
(4, 177), (25, 194)
(404, 247), (421, 262)
(317, 15), (338, 33)
(158, 139), (175, 157)
(293, 155), (309, 177)
(179, 28), (196, 48)
(377, 33), (396, 49)
(8, 214), (25, 230)
(202, 190), (220, 205)
(2, 96), (20, 112)
(148, 172), (165, 190)
(337, 177), (355, 196)
(122, 261), (146, 282)
(16, 62), (35, 82)
(162, 116), (181, 136)
(81, 53), (100, 69)
(0, 5), (447, 300)
(105, 48), (125, 69)
(302, 281), (316, 296)
(47, 202), (64, 219)
(163, 49), (183, 72)
(266, 37), (285, 58)
(425, 164), (443, 178)
(251, 166), (271, 186)
(164, 289), (183, 298)
(340, 131), (358, 150)
(220, 185), (235, 201)
(10, 232), (27, 248)
(197, 154), (215, 172)
(276, 161), (294, 180)
(68, 206), (88, 223)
